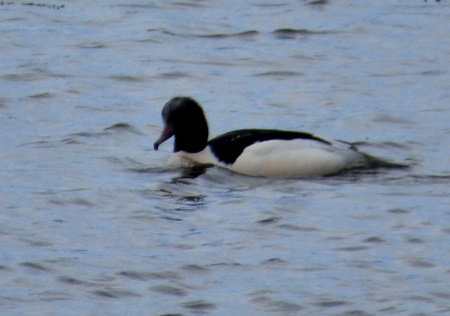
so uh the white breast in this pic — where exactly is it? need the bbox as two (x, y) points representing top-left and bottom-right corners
(168, 148), (217, 168)
(225, 139), (367, 178)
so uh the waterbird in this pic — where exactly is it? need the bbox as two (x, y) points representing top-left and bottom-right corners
(154, 97), (405, 178)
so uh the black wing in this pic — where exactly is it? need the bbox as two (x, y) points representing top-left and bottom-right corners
(208, 129), (331, 165)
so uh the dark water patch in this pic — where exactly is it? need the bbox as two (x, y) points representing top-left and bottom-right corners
(49, 72), (73, 79)
(269, 300), (303, 313)
(117, 270), (157, 281)
(15, 2), (65, 10)
(406, 258), (435, 268)
(34, 290), (70, 302)
(279, 224), (321, 232)
(403, 295), (433, 303)
(1, 72), (45, 82)
(350, 140), (412, 150)
(150, 28), (259, 41)
(90, 275), (116, 284)
(144, 181), (205, 205)
(57, 275), (90, 286)
(173, 165), (211, 180)
(161, 57), (235, 67)
(178, 194), (207, 205)
(76, 104), (118, 113)
(363, 236), (386, 243)
(157, 201), (205, 214)
(253, 2), (289, 7)
(304, 0), (329, 5)
(127, 210), (159, 222)
(312, 298), (348, 308)
(20, 139), (56, 148)
(182, 300), (217, 312)
(349, 260), (378, 270)
(181, 264), (209, 273)
(127, 166), (172, 174)
(104, 122), (143, 135)
(155, 71), (192, 79)
(103, 122), (133, 131)
(207, 261), (243, 268)
(65, 87), (82, 95)
(431, 291), (450, 300)
(195, 30), (259, 40)
(69, 122), (143, 139)
(339, 310), (372, 316)
(20, 238), (53, 247)
(409, 174), (450, 185)
(168, 1), (208, 8)
(406, 237), (426, 244)
(262, 258), (287, 265)
(0, 264), (12, 271)
(106, 157), (147, 168)
(420, 70), (446, 76)
(292, 53), (323, 60)
(0, 2), (64, 9)
(272, 28), (333, 39)
(27, 92), (55, 99)
(61, 137), (83, 145)
(266, 300), (303, 314)
(0, 98), (8, 108)
(369, 113), (414, 124)
(253, 70), (303, 77)
(250, 293), (303, 313)
(268, 300), (303, 313)
(172, 242), (196, 250)
(379, 306), (398, 313)
(257, 216), (280, 224)
(148, 28), (178, 37)
(19, 261), (51, 272)
(34, 187), (88, 196)
(387, 208), (410, 214)
(70, 132), (101, 138)
(119, 270), (181, 281)
(108, 75), (148, 83)
(160, 215), (183, 222)
(91, 288), (141, 298)
(135, 37), (159, 44)
(334, 246), (370, 251)
(76, 42), (107, 49)
(48, 198), (95, 207)
(371, 69), (446, 78)
(0, 16), (26, 23)
(150, 284), (188, 297)
(112, 3), (158, 9)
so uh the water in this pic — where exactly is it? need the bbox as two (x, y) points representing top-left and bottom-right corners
(1, 1), (450, 315)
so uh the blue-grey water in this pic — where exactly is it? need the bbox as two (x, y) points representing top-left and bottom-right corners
(1, 1), (450, 315)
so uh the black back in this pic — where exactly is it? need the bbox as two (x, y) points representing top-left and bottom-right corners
(208, 129), (331, 165)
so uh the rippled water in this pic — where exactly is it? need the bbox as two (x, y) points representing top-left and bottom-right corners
(1, 1), (450, 315)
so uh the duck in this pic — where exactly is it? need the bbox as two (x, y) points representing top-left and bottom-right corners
(153, 96), (400, 178)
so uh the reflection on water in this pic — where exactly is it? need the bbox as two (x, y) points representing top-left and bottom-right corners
(1, 0), (450, 315)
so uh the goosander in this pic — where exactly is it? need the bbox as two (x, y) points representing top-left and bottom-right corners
(153, 97), (398, 178)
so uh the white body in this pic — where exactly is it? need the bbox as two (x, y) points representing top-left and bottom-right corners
(169, 139), (368, 178)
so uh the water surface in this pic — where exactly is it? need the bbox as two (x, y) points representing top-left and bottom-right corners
(1, 1), (450, 315)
